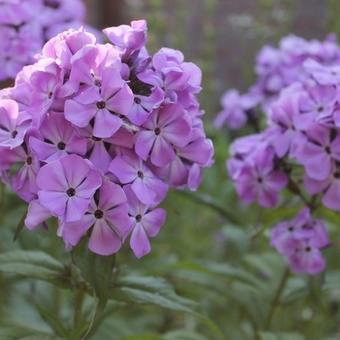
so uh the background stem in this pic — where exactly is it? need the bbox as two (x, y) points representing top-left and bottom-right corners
(265, 268), (290, 329)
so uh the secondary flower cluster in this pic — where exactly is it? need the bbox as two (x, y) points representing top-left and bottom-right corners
(215, 35), (340, 129)
(224, 36), (340, 274)
(271, 208), (329, 275)
(0, 0), (92, 81)
(0, 21), (213, 258)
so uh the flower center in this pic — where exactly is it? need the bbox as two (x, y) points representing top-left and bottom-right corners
(66, 188), (76, 197)
(134, 97), (142, 104)
(305, 246), (311, 252)
(137, 171), (144, 179)
(288, 226), (294, 232)
(26, 156), (33, 165)
(48, 92), (53, 99)
(257, 177), (263, 183)
(94, 209), (104, 219)
(44, 0), (60, 9)
(325, 146), (331, 154)
(317, 106), (324, 113)
(135, 214), (142, 222)
(11, 130), (18, 138)
(96, 101), (106, 109)
(57, 141), (66, 150)
(94, 79), (101, 87)
(154, 127), (161, 136)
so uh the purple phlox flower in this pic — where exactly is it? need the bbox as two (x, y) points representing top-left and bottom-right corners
(36, 154), (102, 222)
(124, 185), (166, 258)
(296, 83), (337, 128)
(234, 146), (288, 208)
(0, 23), (42, 80)
(39, 0), (86, 27)
(295, 124), (340, 181)
(303, 59), (340, 86)
(61, 180), (131, 256)
(0, 0), (98, 81)
(227, 132), (269, 180)
(279, 35), (311, 58)
(0, 99), (31, 149)
(128, 86), (164, 126)
(156, 135), (214, 189)
(304, 161), (340, 211)
(268, 86), (302, 157)
(77, 125), (134, 174)
(134, 103), (192, 167)
(331, 102), (340, 128)
(0, 1), (33, 26)
(29, 112), (87, 163)
(271, 208), (329, 275)
(288, 239), (326, 275)
(0, 141), (40, 202)
(138, 48), (202, 101)
(41, 27), (97, 70)
(28, 60), (63, 123)
(65, 45), (134, 138)
(255, 45), (286, 94)
(25, 199), (53, 230)
(271, 208), (312, 256)
(109, 150), (168, 205)
(176, 89), (201, 112)
(103, 19), (147, 59)
(214, 89), (260, 129)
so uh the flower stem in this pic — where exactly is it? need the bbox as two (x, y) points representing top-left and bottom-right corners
(73, 289), (85, 329)
(265, 268), (290, 329)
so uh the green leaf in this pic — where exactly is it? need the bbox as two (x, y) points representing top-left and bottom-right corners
(72, 239), (115, 306)
(258, 331), (305, 340)
(113, 275), (197, 313)
(0, 323), (60, 340)
(0, 250), (68, 287)
(164, 330), (208, 340)
(28, 299), (68, 338)
(195, 261), (263, 288)
(124, 335), (162, 340)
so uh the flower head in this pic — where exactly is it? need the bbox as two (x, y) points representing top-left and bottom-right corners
(271, 208), (329, 275)
(0, 22), (212, 258)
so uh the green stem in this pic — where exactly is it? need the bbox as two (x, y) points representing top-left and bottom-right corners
(82, 298), (106, 339)
(287, 178), (310, 206)
(176, 190), (242, 225)
(73, 289), (85, 329)
(53, 286), (60, 322)
(265, 268), (290, 329)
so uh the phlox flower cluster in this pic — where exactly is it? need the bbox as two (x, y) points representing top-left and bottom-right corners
(0, 21), (214, 258)
(215, 35), (340, 129)
(0, 0), (94, 81)
(271, 208), (329, 275)
(224, 35), (340, 274)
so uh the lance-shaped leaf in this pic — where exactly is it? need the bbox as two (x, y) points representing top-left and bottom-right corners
(0, 250), (69, 288)
(113, 275), (197, 313)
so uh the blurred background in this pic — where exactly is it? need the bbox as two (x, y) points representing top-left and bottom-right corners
(85, 0), (340, 116)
